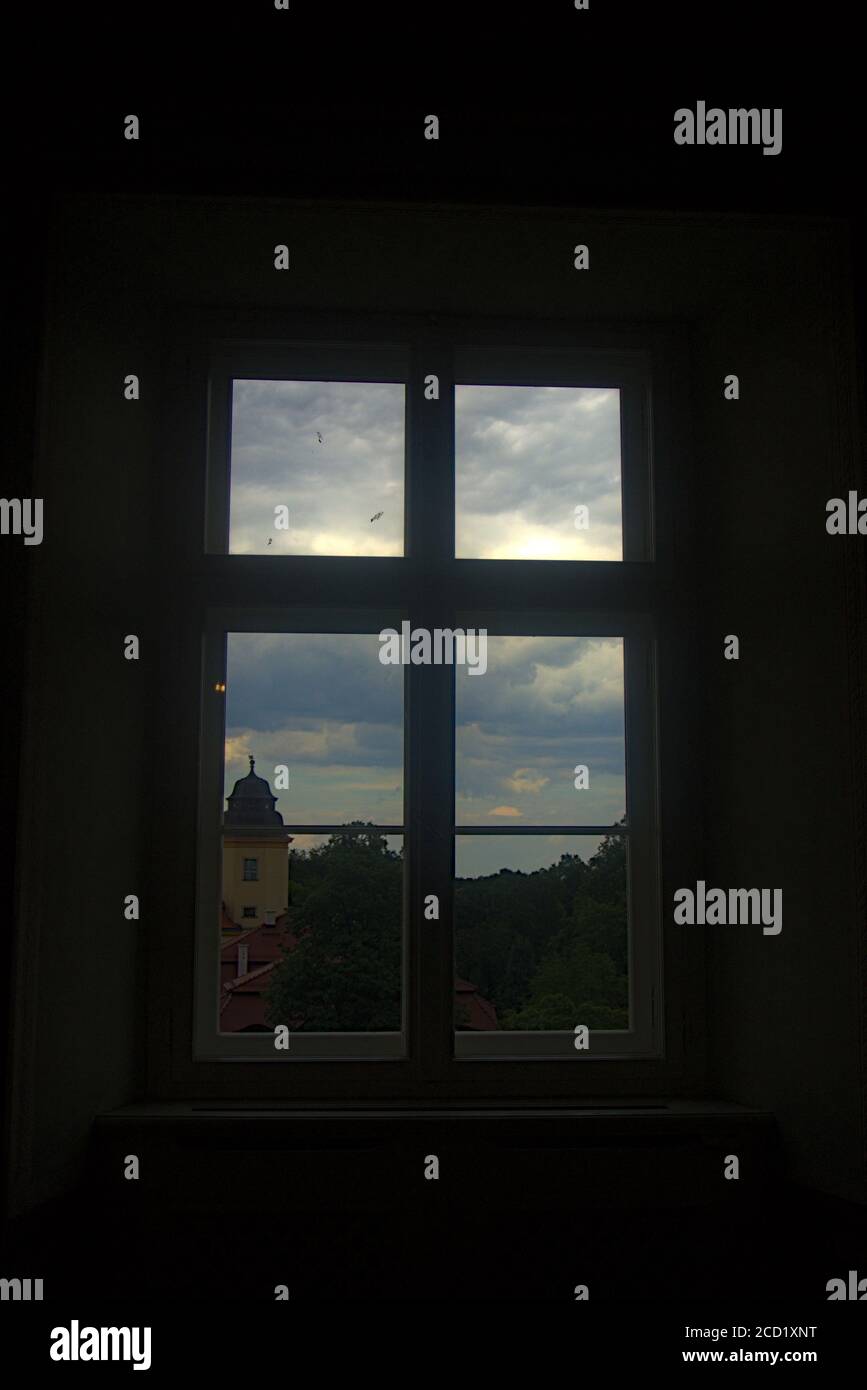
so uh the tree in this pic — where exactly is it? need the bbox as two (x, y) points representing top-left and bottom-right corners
(499, 937), (536, 1012)
(265, 829), (402, 1031)
(501, 992), (576, 1030)
(502, 942), (628, 1031)
(455, 830), (628, 1023)
(269, 824), (629, 1034)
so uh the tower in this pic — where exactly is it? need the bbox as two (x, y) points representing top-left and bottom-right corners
(222, 755), (292, 930)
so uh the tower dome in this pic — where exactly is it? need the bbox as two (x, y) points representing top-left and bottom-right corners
(224, 755), (285, 828)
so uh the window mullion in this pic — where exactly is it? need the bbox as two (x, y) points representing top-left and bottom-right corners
(407, 334), (454, 565)
(407, 335), (455, 1081)
(408, 656), (454, 1082)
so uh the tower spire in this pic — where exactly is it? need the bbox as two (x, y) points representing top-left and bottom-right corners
(224, 753), (284, 828)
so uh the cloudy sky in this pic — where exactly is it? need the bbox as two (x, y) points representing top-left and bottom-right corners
(229, 380), (405, 555)
(455, 384), (622, 559)
(224, 633), (625, 876)
(224, 377), (625, 874)
(228, 379), (622, 559)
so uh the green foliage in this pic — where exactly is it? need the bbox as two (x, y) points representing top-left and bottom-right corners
(502, 942), (627, 1031)
(265, 827), (402, 1031)
(499, 936), (536, 1012)
(456, 827), (628, 1029)
(267, 822), (629, 1034)
(500, 992), (577, 1030)
(570, 900), (628, 974)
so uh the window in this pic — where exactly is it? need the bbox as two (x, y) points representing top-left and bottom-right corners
(454, 384), (623, 559)
(454, 634), (631, 1053)
(242, 906), (256, 918)
(228, 378), (405, 557)
(162, 310), (686, 1097)
(214, 626), (405, 1050)
(242, 857), (258, 881)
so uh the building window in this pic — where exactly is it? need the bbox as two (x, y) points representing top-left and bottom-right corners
(242, 857), (258, 881)
(173, 311), (685, 1096)
(242, 906), (256, 918)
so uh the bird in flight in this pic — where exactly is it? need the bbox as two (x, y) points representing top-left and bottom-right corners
(316, 431), (323, 444)
(267, 538), (273, 545)
(370, 511), (384, 523)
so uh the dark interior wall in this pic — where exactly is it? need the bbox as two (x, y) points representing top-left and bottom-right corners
(698, 241), (866, 1201)
(7, 259), (156, 1213)
(7, 194), (862, 1213)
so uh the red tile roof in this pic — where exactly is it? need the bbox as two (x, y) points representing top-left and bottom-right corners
(218, 914), (498, 1031)
(455, 977), (499, 1030)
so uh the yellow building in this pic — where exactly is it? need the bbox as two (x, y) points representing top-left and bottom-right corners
(222, 756), (292, 932)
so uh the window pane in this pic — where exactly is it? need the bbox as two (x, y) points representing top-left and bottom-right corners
(455, 384), (622, 559)
(455, 636), (626, 826)
(454, 834), (628, 1032)
(229, 380), (405, 555)
(218, 629), (404, 1035)
(224, 632), (403, 826)
(219, 631), (402, 1034)
(220, 833), (404, 1035)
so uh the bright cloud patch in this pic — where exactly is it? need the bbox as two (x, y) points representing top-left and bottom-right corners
(229, 380), (405, 557)
(504, 768), (550, 795)
(455, 384), (622, 560)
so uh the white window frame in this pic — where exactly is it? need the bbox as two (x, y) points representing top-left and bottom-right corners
(187, 330), (664, 1067)
(194, 607), (408, 1062)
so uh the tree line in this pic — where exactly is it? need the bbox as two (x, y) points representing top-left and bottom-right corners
(265, 823), (628, 1032)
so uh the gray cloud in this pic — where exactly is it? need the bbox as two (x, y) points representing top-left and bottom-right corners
(224, 633), (625, 849)
(228, 380), (623, 562)
(456, 385), (622, 559)
(223, 380), (626, 862)
(229, 380), (405, 556)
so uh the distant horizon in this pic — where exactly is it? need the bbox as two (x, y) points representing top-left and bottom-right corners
(282, 830), (615, 876)
(224, 631), (625, 877)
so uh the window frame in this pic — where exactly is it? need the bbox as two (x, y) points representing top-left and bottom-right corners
(451, 618), (660, 1060)
(149, 306), (702, 1103)
(196, 607), (409, 1062)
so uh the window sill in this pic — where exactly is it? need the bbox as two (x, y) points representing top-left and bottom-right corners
(91, 1099), (779, 1212)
